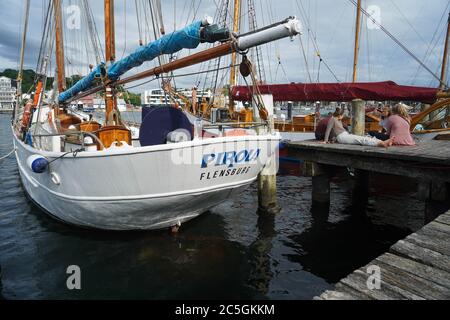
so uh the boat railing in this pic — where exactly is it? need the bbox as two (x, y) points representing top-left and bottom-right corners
(122, 120), (272, 132)
(201, 121), (276, 136)
(32, 131), (105, 150)
(202, 121), (267, 129)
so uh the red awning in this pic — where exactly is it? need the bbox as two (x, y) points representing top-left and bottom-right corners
(231, 81), (439, 104)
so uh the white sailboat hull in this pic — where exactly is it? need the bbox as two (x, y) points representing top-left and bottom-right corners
(13, 131), (279, 230)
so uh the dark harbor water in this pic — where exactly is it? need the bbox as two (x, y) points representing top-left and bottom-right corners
(0, 113), (424, 299)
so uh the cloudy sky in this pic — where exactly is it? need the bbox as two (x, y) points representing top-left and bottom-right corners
(0, 0), (449, 93)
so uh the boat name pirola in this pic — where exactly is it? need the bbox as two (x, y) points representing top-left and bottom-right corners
(201, 149), (261, 168)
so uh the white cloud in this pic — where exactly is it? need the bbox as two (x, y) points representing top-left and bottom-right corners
(1, 0), (448, 92)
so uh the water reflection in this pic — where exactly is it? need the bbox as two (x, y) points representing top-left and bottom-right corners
(285, 200), (410, 284)
(247, 210), (276, 298)
(6, 206), (264, 299)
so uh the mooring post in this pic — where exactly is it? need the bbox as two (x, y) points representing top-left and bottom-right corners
(258, 156), (279, 213)
(312, 175), (330, 204)
(419, 180), (450, 224)
(258, 94), (279, 214)
(351, 99), (365, 135)
(350, 99), (368, 213)
(287, 101), (293, 120)
(352, 169), (369, 214)
(304, 161), (331, 206)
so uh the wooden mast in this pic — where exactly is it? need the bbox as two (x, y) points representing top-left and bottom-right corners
(104, 0), (117, 125)
(352, 0), (362, 82)
(229, 0), (240, 113)
(229, 0), (240, 87)
(54, 0), (66, 93)
(440, 12), (450, 89)
(16, 0), (30, 113)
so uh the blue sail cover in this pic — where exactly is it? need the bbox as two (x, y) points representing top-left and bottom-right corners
(59, 21), (203, 103)
(108, 20), (202, 80)
(58, 65), (103, 103)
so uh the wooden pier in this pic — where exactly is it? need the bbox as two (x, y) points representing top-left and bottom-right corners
(315, 210), (450, 300)
(286, 140), (450, 222)
(285, 139), (450, 299)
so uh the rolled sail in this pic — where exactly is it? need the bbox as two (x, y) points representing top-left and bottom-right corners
(107, 21), (203, 80)
(59, 20), (206, 103)
(58, 65), (104, 103)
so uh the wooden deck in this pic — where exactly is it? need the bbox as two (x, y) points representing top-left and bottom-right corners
(286, 140), (450, 182)
(316, 210), (450, 300)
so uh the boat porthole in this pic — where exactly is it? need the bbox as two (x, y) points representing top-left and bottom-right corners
(50, 172), (61, 185)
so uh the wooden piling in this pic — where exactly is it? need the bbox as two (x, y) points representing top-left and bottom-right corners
(312, 175), (330, 204)
(257, 94), (279, 214)
(419, 180), (450, 223)
(304, 161), (331, 205)
(351, 99), (365, 135)
(287, 140), (450, 225)
(352, 169), (369, 214)
(258, 155), (279, 213)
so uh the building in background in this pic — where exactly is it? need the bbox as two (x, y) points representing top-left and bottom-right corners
(141, 88), (213, 108)
(68, 95), (128, 113)
(141, 89), (169, 107)
(0, 76), (17, 112)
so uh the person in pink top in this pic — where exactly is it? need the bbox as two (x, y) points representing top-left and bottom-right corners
(385, 103), (416, 146)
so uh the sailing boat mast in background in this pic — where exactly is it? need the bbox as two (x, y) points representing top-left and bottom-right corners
(439, 12), (450, 90)
(352, 0), (362, 82)
(229, 0), (240, 113)
(54, 0), (66, 94)
(16, 0), (30, 114)
(247, 0), (265, 83)
(104, 0), (117, 124)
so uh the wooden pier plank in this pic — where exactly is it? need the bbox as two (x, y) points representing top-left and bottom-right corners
(405, 232), (450, 256)
(416, 222), (450, 241)
(287, 140), (450, 165)
(390, 240), (450, 273)
(370, 260), (449, 299)
(338, 270), (408, 300)
(318, 211), (450, 300)
(422, 220), (450, 237)
(357, 268), (428, 300)
(317, 290), (359, 300)
(376, 253), (450, 289)
(435, 213), (450, 226)
(287, 140), (450, 182)
(333, 282), (374, 300)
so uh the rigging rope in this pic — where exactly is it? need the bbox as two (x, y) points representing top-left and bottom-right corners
(247, 0), (265, 82)
(120, 0), (128, 60)
(347, 0), (447, 89)
(123, 64), (239, 91)
(299, 36), (312, 83)
(0, 148), (16, 161)
(411, 0), (450, 85)
(135, 0), (143, 45)
(316, 58), (321, 82)
(83, 0), (104, 62)
(294, 0), (339, 82)
(46, 148), (84, 165)
(207, 0), (229, 106)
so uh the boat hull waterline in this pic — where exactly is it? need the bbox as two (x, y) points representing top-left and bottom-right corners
(13, 131), (280, 230)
